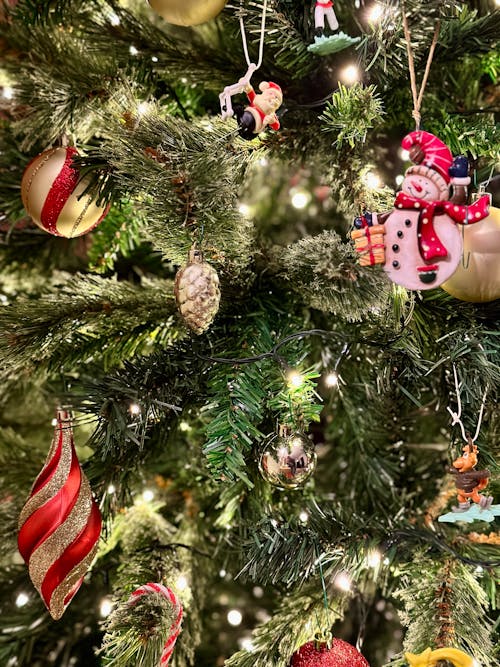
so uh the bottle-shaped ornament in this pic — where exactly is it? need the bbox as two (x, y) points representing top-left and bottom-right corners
(174, 246), (221, 334)
(351, 131), (491, 290)
(307, 1), (360, 56)
(17, 409), (102, 619)
(259, 425), (317, 490)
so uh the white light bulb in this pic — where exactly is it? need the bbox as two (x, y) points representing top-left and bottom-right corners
(142, 489), (154, 502)
(259, 157), (269, 167)
(291, 190), (311, 210)
(176, 575), (188, 591)
(399, 148), (410, 161)
(334, 572), (352, 592)
(299, 511), (309, 523)
(339, 64), (361, 85)
(129, 45), (139, 56)
(238, 203), (251, 217)
(129, 402), (141, 415)
(240, 638), (255, 651)
(324, 372), (339, 388)
(107, 484), (116, 495)
(15, 592), (29, 607)
(367, 4), (384, 23)
(151, 56), (159, 63)
(2, 87), (13, 100)
(287, 370), (304, 389)
(179, 421), (191, 432)
(383, 557), (390, 565)
(475, 566), (484, 574)
(227, 609), (243, 626)
(395, 174), (404, 186)
(366, 550), (382, 568)
(219, 569), (227, 578)
(51, 418), (58, 426)
(364, 171), (382, 189)
(137, 102), (149, 116)
(109, 12), (120, 25)
(100, 597), (113, 617)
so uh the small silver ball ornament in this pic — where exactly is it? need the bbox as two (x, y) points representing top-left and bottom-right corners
(259, 428), (316, 489)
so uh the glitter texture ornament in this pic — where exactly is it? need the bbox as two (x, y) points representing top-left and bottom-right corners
(21, 146), (109, 238)
(441, 205), (500, 302)
(18, 409), (102, 620)
(148, 0), (227, 26)
(128, 583), (183, 666)
(259, 426), (316, 490)
(174, 247), (221, 334)
(290, 640), (370, 667)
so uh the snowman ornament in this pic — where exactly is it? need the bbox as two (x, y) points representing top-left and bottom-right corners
(352, 131), (491, 290)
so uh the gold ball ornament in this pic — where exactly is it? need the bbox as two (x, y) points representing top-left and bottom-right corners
(441, 206), (500, 302)
(174, 247), (221, 334)
(148, 0), (227, 26)
(21, 147), (109, 238)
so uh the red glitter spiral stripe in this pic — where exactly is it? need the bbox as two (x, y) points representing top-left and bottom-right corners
(39, 147), (80, 235)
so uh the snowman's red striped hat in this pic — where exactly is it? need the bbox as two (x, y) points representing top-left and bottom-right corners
(401, 131), (453, 199)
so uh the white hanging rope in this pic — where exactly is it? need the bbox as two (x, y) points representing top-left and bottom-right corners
(446, 364), (488, 443)
(239, 0), (268, 71)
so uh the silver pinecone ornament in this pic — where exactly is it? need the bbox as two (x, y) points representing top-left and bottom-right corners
(174, 247), (221, 334)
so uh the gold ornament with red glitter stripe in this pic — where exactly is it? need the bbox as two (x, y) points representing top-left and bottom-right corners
(17, 409), (102, 620)
(21, 146), (109, 238)
(289, 639), (370, 667)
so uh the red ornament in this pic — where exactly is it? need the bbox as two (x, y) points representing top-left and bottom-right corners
(290, 640), (370, 667)
(18, 409), (102, 619)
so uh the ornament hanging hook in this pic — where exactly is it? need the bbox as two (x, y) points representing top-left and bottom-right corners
(446, 364), (488, 444)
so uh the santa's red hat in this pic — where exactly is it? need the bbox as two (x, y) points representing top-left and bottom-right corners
(401, 131), (453, 199)
(259, 81), (283, 97)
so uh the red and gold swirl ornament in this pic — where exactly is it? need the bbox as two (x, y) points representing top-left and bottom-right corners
(18, 409), (102, 620)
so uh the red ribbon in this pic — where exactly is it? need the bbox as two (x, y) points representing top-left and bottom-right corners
(394, 192), (490, 262)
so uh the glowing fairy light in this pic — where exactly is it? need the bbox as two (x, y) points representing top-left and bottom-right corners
(364, 171), (382, 189)
(100, 597), (113, 617)
(129, 402), (141, 415)
(238, 203), (251, 217)
(108, 12), (120, 25)
(15, 592), (29, 607)
(142, 489), (155, 502)
(239, 638), (255, 651)
(339, 64), (361, 85)
(367, 3), (384, 23)
(287, 370), (305, 389)
(299, 511), (309, 523)
(176, 575), (189, 591)
(399, 147), (410, 161)
(227, 609), (243, 626)
(219, 569), (227, 578)
(324, 371), (339, 388)
(395, 174), (404, 186)
(291, 189), (311, 209)
(334, 572), (352, 592)
(2, 87), (13, 100)
(107, 484), (116, 495)
(151, 56), (159, 62)
(51, 418), (58, 426)
(129, 45), (139, 56)
(366, 550), (382, 568)
(137, 102), (149, 116)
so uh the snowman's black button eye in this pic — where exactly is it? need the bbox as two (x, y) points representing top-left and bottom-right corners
(392, 261), (400, 269)
(392, 244), (400, 252)
(397, 231), (404, 238)
(405, 219), (412, 227)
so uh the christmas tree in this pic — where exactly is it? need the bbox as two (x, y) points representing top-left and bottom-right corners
(0, 1), (499, 665)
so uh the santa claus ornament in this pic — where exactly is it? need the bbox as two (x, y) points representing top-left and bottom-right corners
(21, 146), (109, 238)
(290, 639), (370, 667)
(219, 0), (283, 140)
(351, 131), (491, 290)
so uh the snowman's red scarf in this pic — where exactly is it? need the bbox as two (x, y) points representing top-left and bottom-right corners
(393, 192), (490, 262)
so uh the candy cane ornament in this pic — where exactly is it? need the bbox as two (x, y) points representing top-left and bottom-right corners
(128, 583), (183, 666)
